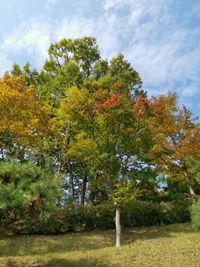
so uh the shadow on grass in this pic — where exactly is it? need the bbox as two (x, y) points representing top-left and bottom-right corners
(5, 257), (109, 267)
(44, 258), (108, 267)
(0, 223), (193, 258)
(0, 230), (114, 257)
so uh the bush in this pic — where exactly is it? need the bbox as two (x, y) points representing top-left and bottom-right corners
(45, 203), (115, 234)
(42, 199), (191, 234)
(0, 198), (192, 235)
(122, 201), (160, 227)
(160, 199), (191, 225)
(122, 199), (191, 227)
(191, 200), (200, 230)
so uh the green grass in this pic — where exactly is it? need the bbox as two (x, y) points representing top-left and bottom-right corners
(0, 223), (199, 266)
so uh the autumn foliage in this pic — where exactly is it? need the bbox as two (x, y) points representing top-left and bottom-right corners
(1, 37), (200, 237)
(0, 75), (50, 150)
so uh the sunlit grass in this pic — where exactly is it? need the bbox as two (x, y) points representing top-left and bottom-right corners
(0, 223), (199, 266)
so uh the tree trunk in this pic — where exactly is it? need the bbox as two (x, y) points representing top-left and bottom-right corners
(187, 181), (196, 196)
(184, 173), (196, 197)
(69, 173), (74, 200)
(89, 191), (96, 204)
(81, 175), (87, 205)
(66, 162), (75, 201)
(115, 204), (121, 248)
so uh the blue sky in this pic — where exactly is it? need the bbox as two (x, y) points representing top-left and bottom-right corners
(1, 0), (200, 115)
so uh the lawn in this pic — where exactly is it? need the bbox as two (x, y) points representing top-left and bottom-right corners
(0, 223), (199, 267)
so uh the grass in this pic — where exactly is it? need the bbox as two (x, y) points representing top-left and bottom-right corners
(0, 223), (199, 266)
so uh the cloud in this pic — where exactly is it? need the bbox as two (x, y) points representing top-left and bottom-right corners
(0, 14), (121, 73)
(45, 0), (58, 7)
(0, 0), (200, 108)
(101, 0), (200, 100)
(2, 18), (51, 58)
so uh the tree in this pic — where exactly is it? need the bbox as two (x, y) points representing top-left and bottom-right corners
(112, 181), (140, 247)
(57, 81), (152, 246)
(148, 93), (200, 197)
(0, 74), (50, 161)
(39, 37), (143, 203)
(11, 62), (40, 86)
(0, 159), (62, 232)
(37, 37), (142, 103)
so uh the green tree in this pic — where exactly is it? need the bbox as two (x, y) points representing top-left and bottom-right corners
(0, 159), (62, 232)
(39, 37), (143, 203)
(58, 82), (151, 245)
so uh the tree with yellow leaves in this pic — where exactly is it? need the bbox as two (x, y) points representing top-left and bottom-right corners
(0, 75), (50, 160)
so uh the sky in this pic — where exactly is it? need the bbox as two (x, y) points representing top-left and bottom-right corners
(1, 0), (200, 115)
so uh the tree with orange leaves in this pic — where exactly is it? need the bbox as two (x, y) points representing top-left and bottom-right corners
(148, 93), (200, 197)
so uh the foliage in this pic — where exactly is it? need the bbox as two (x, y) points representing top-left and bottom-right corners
(0, 74), (51, 161)
(147, 93), (200, 196)
(47, 203), (116, 233)
(0, 36), (200, 235)
(190, 200), (200, 230)
(35, 37), (142, 105)
(56, 81), (152, 204)
(0, 159), (62, 234)
(0, 200), (191, 235)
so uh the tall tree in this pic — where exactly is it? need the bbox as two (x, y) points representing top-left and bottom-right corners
(39, 37), (143, 202)
(57, 81), (151, 203)
(58, 81), (151, 245)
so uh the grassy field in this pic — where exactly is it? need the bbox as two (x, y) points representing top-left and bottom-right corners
(0, 223), (200, 267)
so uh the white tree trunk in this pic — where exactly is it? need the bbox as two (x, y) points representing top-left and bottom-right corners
(187, 182), (196, 196)
(115, 204), (121, 247)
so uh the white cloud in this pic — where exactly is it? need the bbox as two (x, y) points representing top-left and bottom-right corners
(107, 0), (200, 100)
(2, 19), (51, 59)
(54, 15), (121, 59)
(0, 0), (200, 105)
(0, 15), (121, 70)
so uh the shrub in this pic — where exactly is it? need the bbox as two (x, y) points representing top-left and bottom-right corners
(0, 197), (192, 235)
(45, 203), (115, 234)
(122, 199), (191, 227)
(122, 201), (161, 227)
(43, 200), (191, 235)
(191, 200), (200, 230)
